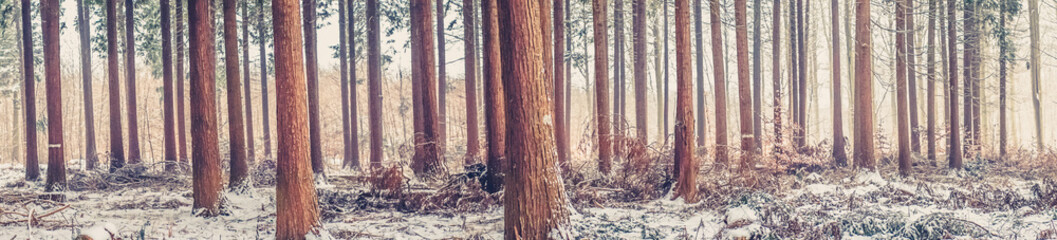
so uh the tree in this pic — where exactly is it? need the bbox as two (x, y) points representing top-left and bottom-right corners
(125, 0), (141, 164)
(106, 0), (125, 172)
(162, 0), (177, 172)
(674, 0), (698, 203)
(498, 1), (571, 237)
(555, 0), (569, 165)
(437, 0), (447, 155)
(906, 0), (920, 153)
(947, 0), (962, 168)
(962, 0), (974, 152)
(709, 0), (728, 166)
(771, 0), (781, 153)
(1030, 0), (1042, 151)
(633, 0), (646, 145)
(464, 0), (480, 164)
(346, 0), (360, 169)
(795, 0), (805, 149)
(20, 0), (39, 180)
(895, 0), (911, 176)
(224, 0), (249, 189)
(853, 0), (874, 170)
(259, 0), (272, 159)
(694, 0), (705, 150)
(304, 0), (323, 175)
(410, 0), (442, 177)
(831, 0), (847, 166)
(653, 4), (663, 143)
(273, 0), (321, 235)
(592, 0), (612, 175)
(789, 0), (798, 146)
(42, 0), (64, 192)
(176, 0), (188, 164)
(242, 0), (256, 164)
(663, 0), (669, 142)
(188, 0), (222, 217)
(926, 0), (937, 162)
(339, 0), (353, 170)
(614, 0), (626, 155)
(481, 0), (505, 193)
(751, 0), (762, 151)
(78, 0), (98, 170)
(367, 0), (383, 168)
(997, 0), (1019, 157)
(735, 0), (753, 175)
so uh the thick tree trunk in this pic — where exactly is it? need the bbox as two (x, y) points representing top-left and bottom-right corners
(709, 0), (728, 166)
(896, 0), (911, 176)
(42, 0), (65, 192)
(674, 0), (698, 203)
(926, 0), (937, 163)
(633, 0), (647, 145)
(694, 0), (706, 149)
(78, 0), (99, 170)
(224, 0), (249, 189)
(772, 0), (782, 153)
(106, 0), (126, 172)
(259, 0), (272, 159)
(273, 0), (321, 235)
(464, 0), (480, 164)
(177, 0), (188, 164)
(304, 0), (323, 175)
(906, 0), (920, 153)
(437, 0), (447, 155)
(340, 0), (353, 170)
(242, 0), (256, 164)
(162, 0), (177, 172)
(481, 0), (505, 193)
(947, 0), (962, 168)
(367, 0), (383, 168)
(853, 0), (875, 170)
(735, 0), (754, 174)
(592, 0), (612, 175)
(831, 0), (847, 166)
(189, 0), (223, 217)
(125, 0), (141, 164)
(497, 1), (571, 237)
(1030, 0), (1043, 151)
(410, 0), (442, 177)
(21, 0), (39, 180)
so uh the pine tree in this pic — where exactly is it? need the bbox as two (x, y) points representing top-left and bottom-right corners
(367, 0), (383, 168)
(162, 0), (177, 172)
(947, 0), (962, 168)
(592, 0), (612, 175)
(224, 0), (249, 189)
(78, 0), (99, 170)
(674, 0), (698, 203)
(853, 0), (875, 170)
(106, 0), (125, 172)
(481, 0), (505, 193)
(189, 0), (223, 217)
(831, 0), (847, 166)
(125, 0), (141, 164)
(42, 0), (65, 192)
(464, 0), (480, 164)
(20, 0), (39, 180)
(709, 0), (728, 166)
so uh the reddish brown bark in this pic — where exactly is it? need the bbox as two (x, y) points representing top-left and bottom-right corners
(674, 0), (698, 203)
(20, 0), (39, 181)
(106, 0), (126, 172)
(224, 0), (249, 189)
(896, 0), (911, 176)
(464, 0), (481, 164)
(497, 1), (570, 237)
(853, 0), (875, 170)
(709, 0), (728, 166)
(126, 0), (141, 164)
(78, 0), (98, 170)
(410, 0), (442, 177)
(831, 0), (847, 166)
(304, 0), (323, 175)
(43, 0), (65, 192)
(554, 0), (569, 166)
(591, 0), (612, 175)
(367, 0), (383, 169)
(189, 0), (223, 216)
(735, 0), (754, 173)
(162, 0), (177, 171)
(481, 0), (505, 193)
(273, 0), (321, 236)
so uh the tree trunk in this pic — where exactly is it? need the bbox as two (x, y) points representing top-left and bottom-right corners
(177, 0), (188, 164)
(735, 0), (754, 174)
(853, 0), (875, 170)
(367, 0), (384, 168)
(481, 0), (505, 193)
(614, 0), (626, 156)
(1030, 0), (1042, 151)
(106, 0), (126, 172)
(304, 0), (323, 175)
(633, 0), (647, 145)
(961, 0), (973, 153)
(189, 0), (223, 217)
(926, 0), (937, 163)
(437, 0), (447, 155)
(464, 0), (480, 164)
(21, 0), (39, 181)
(348, 0), (360, 169)
(796, 0), (806, 149)
(42, 0), (65, 192)
(224, 0), (249, 189)
(831, 0), (847, 166)
(78, 0), (98, 170)
(497, 1), (571, 237)
(663, 0), (670, 144)
(694, 0), (706, 150)
(906, 0), (920, 153)
(125, 0), (141, 164)
(162, 0), (177, 172)
(592, 0), (612, 175)
(999, 2), (1007, 158)
(789, 0), (798, 148)
(259, 0), (272, 159)
(340, 0), (353, 170)
(674, 0), (698, 203)
(772, 0), (782, 153)
(895, 0), (911, 176)
(411, 0), (442, 177)
(709, 0), (728, 166)
(946, 0), (962, 168)
(242, 0), (256, 164)
(653, 13), (663, 143)
(273, 0), (321, 235)
(751, 0), (762, 152)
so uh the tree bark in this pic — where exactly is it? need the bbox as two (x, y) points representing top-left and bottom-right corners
(663, 0), (670, 144)
(242, 0), (256, 164)
(896, 0), (911, 176)
(497, 1), (571, 237)
(999, 2), (1007, 158)
(162, 0), (177, 172)
(947, 0), (962, 168)
(189, 0), (223, 217)
(177, 0), (188, 164)
(464, 0), (480, 164)
(554, 0), (569, 165)
(21, 0), (39, 180)
(751, 0), (762, 151)
(795, 0), (806, 149)
(674, 0), (698, 203)
(694, 0), (706, 150)
(224, 0), (249, 189)
(592, 0), (612, 175)
(367, 0), (384, 168)
(906, 0), (920, 153)
(481, 0), (505, 193)
(961, 0), (973, 153)
(125, 0), (141, 164)
(410, 0), (442, 177)
(437, 0), (447, 155)
(78, 0), (99, 170)
(348, 0), (360, 169)
(304, 0), (323, 175)
(106, 0), (126, 172)
(259, 0), (272, 159)
(709, 0), (728, 166)
(772, 0), (782, 153)
(43, 0), (65, 192)
(614, 0), (626, 156)
(273, 0), (321, 235)
(633, 0), (647, 145)
(735, 0), (753, 174)
(853, 0), (875, 170)
(831, 0), (847, 166)
(926, 0), (937, 162)
(340, 0), (353, 170)
(1030, 0), (1043, 151)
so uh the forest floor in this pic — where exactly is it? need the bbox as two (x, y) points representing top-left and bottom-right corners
(1, 149), (1057, 239)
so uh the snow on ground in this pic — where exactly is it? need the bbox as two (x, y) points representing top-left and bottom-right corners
(1, 159), (1056, 239)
